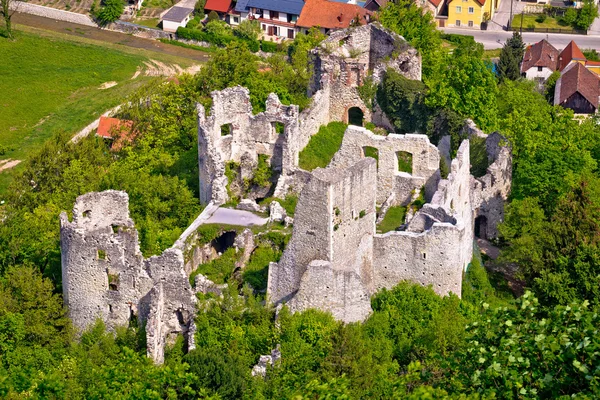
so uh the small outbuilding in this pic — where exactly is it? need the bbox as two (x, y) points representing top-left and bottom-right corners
(161, 6), (194, 32)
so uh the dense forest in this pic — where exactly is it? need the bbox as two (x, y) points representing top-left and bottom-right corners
(1, 0), (600, 398)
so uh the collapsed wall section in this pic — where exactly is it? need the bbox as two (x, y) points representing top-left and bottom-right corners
(331, 126), (440, 205)
(267, 158), (377, 321)
(372, 141), (474, 297)
(60, 190), (196, 364)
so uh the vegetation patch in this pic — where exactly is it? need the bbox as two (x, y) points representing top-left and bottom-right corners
(298, 122), (348, 171)
(469, 135), (489, 177)
(377, 205), (407, 233)
(189, 247), (240, 285)
(260, 194), (299, 216)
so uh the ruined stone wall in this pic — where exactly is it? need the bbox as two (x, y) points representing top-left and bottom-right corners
(60, 191), (196, 364)
(268, 158), (377, 318)
(308, 23), (421, 124)
(197, 87), (300, 205)
(331, 126), (440, 205)
(371, 141), (474, 297)
(471, 132), (512, 239)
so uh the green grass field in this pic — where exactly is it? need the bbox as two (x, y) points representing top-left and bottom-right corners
(511, 14), (566, 30)
(0, 28), (198, 195)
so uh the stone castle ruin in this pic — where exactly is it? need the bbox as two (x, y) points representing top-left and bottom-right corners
(197, 23), (422, 206)
(59, 23), (512, 361)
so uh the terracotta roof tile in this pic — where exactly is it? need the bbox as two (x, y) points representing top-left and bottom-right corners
(297, 0), (372, 29)
(556, 62), (600, 109)
(559, 40), (586, 71)
(204, 0), (232, 13)
(520, 39), (559, 73)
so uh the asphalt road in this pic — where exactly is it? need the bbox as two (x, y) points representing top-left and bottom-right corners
(442, 27), (600, 50)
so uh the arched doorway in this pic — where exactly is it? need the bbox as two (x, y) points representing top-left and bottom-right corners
(348, 107), (364, 126)
(474, 215), (488, 239)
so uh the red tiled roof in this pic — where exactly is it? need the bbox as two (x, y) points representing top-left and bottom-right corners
(559, 40), (586, 71)
(97, 117), (133, 139)
(520, 39), (559, 73)
(204, 0), (232, 13)
(296, 0), (372, 29)
(429, 0), (442, 7)
(556, 62), (600, 109)
(586, 60), (600, 67)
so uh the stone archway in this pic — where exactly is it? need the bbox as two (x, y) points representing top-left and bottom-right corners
(348, 107), (364, 126)
(474, 215), (488, 240)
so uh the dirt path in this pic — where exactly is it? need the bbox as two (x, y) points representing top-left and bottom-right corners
(13, 12), (211, 63)
(0, 160), (22, 172)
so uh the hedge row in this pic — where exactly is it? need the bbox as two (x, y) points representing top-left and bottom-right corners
(176, 27), (279, 53)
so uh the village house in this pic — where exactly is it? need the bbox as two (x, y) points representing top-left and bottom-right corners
(204, 0), (241, 25)
(554, 62), (600, 115)
(446, 0), (500, 29)
(234, 0), (305, 40)
(520, 39), (559, 80)
(296, 0), (372, 34)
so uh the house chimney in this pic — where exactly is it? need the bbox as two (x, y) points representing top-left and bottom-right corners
(337, 13), (343, 22)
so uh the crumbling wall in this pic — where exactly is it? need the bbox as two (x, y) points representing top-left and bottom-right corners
(331, 126), (440, 205)
(268, 158), (377, 320)
(471, 132), (512, 239)
(308, 23), (421, 124)
(197, 87), (300, 205)
(60, 190), (196, 364)
(372, 141), (473, 297)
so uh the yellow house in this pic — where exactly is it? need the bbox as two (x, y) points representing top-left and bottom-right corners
(447, 0), (500, 29)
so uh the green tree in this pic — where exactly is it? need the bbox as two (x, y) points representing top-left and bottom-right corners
(96, 0), (124, 24)
(441, 292), (600, 398)
(426, 43), (499, 132)
(234, 19), (260, 41)
(576, 0), (598, 30)
(194, 0), (206, 18)
(562, 7), (578, 26)
(377, 69), (430, 134)
(0, 0), (15, 39)
(497, 32), (524, 82)
(544, 70), (560, 103)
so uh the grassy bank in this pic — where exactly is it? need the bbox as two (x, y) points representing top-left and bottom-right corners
(0, 28), (199, 196)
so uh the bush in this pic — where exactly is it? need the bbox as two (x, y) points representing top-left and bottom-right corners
(244, 39), (259, 53)
(535, 13), (547, 23)
(261, 40), (278, 53)
(186, 18), (199, 29)
(207, 10), (219, 22)
(562, 8), (578, 26)
(96, 0), (124, 24)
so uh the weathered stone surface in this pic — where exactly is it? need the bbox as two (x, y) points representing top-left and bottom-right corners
(194, 274), (227, 296)
(237, 199), (265, 213)
(60, 190), (196, 364)
(251, 347), (281, 377)
(268, 201), (286, 223)
(234, 228), (256, 269)
(331, 126), (440, 205)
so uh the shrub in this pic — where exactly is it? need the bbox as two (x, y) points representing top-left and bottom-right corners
(252, 154), (273, 188)
(96, 0), (124, 24)
(261, 40), (278, 53)
(562, 8), (578, 26)
(535, 13), (547, 23)
(207, 10), (219, 22)
(186, 18), (199, 29)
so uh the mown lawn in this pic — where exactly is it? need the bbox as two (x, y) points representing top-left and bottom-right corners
(298, 122), (348, 171)
(511, 14), (566, 30)
(0, 29), (196, 196)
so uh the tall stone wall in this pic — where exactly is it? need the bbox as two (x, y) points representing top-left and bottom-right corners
(331, 126), (440, 205)
(60, 190), (196, 364)
(267, 158), (377, 320)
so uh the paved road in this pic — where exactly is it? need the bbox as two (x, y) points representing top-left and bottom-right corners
(13, 12), (211, 62)
(489, 0), (526, 32)
(443, 27), (600, 50)
(205, 208), (268, 226)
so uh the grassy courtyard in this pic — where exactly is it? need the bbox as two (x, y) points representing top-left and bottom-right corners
(0, 27), (198, 195)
